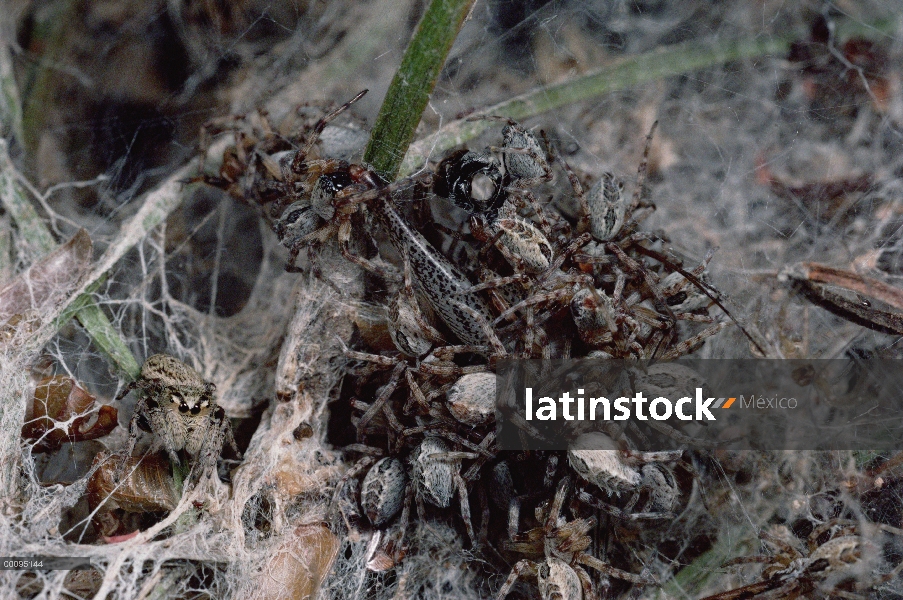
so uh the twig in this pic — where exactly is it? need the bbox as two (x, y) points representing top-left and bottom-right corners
(363, 0), (477, 181)
(0, 44), (23, 146)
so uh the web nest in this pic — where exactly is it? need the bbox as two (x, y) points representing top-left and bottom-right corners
(4, 2), (903, 599)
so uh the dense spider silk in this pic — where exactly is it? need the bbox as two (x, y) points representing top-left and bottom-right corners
(6, 1), (903, 599)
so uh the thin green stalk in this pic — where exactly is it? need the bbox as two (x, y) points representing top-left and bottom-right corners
(363, 0), (476, 181)
(655, 524), (756, 599)
(399, 17), (898, 177)
(54, 277), (141, 378)
(0, 139), (139, 378)
(19, 0), (76, 155)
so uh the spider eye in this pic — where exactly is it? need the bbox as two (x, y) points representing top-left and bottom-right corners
(190, 405), (201, 415)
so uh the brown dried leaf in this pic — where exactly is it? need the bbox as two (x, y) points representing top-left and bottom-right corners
(249, 523), (339, 600)
(22, 376), (118, 452)
(87, 452), (179, 515)
(0, 229), (93, 322)
(0, 312), (41, 347)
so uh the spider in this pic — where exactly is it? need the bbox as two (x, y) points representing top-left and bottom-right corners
(333, 436), (484, 555)
(197, 91), (372, 212)
(410, 436), (480, 546)
(199, 90), (431, 273)
(342, 246), (504, 443)
(433, 120), (560, 274)
(115, 354), (240, 485)
(701, 519), (903, 600)
(495, 476), (657, 600)
(561, 121), (659, 250)
(328, 445), (413, 571)
(567, 431), (685, 521)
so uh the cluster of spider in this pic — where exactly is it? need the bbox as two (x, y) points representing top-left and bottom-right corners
(196, 91), (742, 599)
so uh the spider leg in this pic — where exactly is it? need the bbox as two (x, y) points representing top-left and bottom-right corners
(454, 471), (477, 546)
(461, 432), (497, 481)
(659, 321), (730, 359)
(575, 489), (674, 521)
(451, 299), (507, 356)
(495, 559), (539, 600)
(344, 348), (402, 369)
(117, 394), (150, 480)
(355, 362), (406, 438)
(220, 409), (241, 459)
(293, 89), (368, 173)
(399, 248), (445, 345)
(577, 553), (658, 585)
(573, 565), (597, 600)
(329, 454), (379, 512)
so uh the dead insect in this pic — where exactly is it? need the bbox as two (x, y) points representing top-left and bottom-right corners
(434, 148), (507, 215)
(116, 354), (240, 483)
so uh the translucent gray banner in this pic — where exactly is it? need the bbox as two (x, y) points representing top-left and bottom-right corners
(0, 557), (93, 570)
(495, 359), (903, 451)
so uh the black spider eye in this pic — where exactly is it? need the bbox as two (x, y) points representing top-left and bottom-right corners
(179, 403), (189, 413)
(190, 405), (201, 415)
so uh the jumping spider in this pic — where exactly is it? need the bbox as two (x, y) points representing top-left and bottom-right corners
(116, 354), (239, 484)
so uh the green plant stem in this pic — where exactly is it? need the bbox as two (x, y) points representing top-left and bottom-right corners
(399, 17), (897, 177)
(655, 524), (755, 599)
(0, 139), (140, 378)
(363, 0), (476, 181)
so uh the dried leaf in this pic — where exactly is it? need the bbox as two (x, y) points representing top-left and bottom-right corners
(87, 452), (179, 515)
(22, 375), (118, 452)
(0, 311), (40, 346)
(0, 229), (92, 322)
(249, 523), (339, 600)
